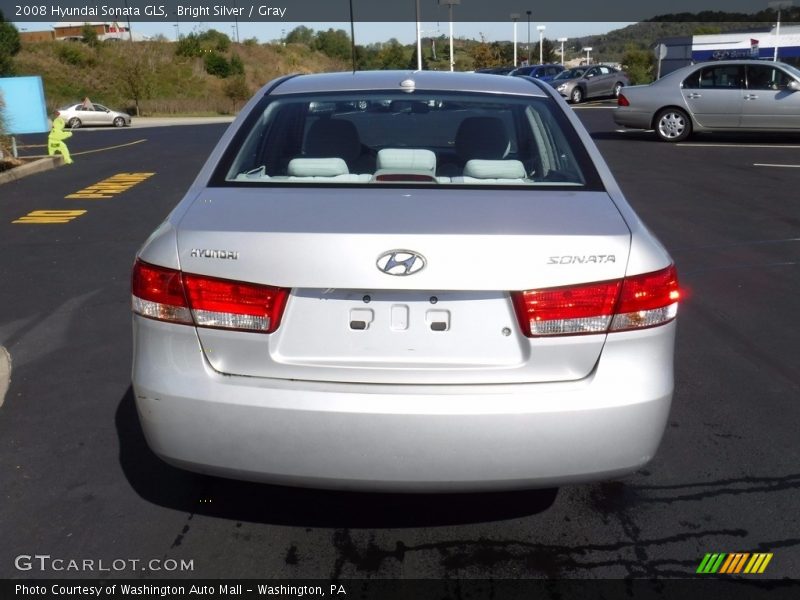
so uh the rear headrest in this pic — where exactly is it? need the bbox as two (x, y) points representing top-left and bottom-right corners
(376, 149), (437, 175)
(288, 158), (349, 177)
(304, 119), (361, 163)
(455, 116), (511, 161)
(462, 159), (526, 179)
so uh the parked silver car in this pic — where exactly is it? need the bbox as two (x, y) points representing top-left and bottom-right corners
(550, 65), (629, 103)
(56, 103), (131, 128)
(614, 60), (800, 142)
(131, 71), (679, 492)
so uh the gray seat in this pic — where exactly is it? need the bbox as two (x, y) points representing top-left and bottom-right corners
(438, 116), (511, 176)
(304, 118), (374, 173)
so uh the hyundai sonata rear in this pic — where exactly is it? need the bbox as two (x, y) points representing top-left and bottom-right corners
(131, 71), (679, 492)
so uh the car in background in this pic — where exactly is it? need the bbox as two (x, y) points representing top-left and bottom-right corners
(551, 65), (629, 103)
(614, 59), (800, 142)
(131, 70), (679, 492)
(510, 64), (565, 81)
(55, 103), (131, 128)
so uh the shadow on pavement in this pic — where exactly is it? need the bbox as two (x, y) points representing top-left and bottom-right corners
(116, 386), (558, 528)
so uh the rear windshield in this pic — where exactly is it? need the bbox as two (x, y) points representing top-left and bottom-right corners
(213, 90), (602, 189)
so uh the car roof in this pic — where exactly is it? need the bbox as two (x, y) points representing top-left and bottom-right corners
(268, 70), (549, 98)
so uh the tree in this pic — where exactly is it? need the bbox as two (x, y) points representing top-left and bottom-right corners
(285, 25), (314, 46)
(314, 28), (351, 61)
(621, 44), (655, 85)
(117, 43), (157, 116)
(0, 10), (21, 76)
(229, 53), (245, 76)
(223, 76), (250, 113)
(175, 33), (202, 58)
(82, 23), (99, 47)
(470, 35), (503, 70)
(197, 29), (230, 52)
(376, 39), (407, 70)
(533, 38), (558, 65)
(204, 52), (231, 78)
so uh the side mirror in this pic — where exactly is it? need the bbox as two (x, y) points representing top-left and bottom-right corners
(787, 80), (800, 92)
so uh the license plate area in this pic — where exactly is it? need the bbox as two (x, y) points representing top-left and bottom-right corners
(274, 289), (526, 368)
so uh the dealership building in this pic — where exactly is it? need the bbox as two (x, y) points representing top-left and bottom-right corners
(659, 24), (800, 75)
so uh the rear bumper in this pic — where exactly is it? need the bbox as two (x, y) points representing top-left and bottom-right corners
(613, 108), (653, 129)
(132, 316), (675, 492)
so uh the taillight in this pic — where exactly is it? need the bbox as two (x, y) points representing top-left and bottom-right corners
(617, 94), (630, 107)
(132, 259), (289, 333)
(512, 265), (679, 337)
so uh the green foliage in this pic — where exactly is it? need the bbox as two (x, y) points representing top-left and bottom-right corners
(621, 44), (655, 85)
(470, 36), (504, 70)
(242, 37), (258, 47)
(533, 39), (559, 65)
(197, 29), (230, 52)
(175, 33), (203, 58)
(375, 40), (408, 70)
(285, 26), (314, 46)
(81, 24), (99, 47)
(204, 51), (231, 78)
(57, 43), (95, 67)
(0, 9), (21, 75)
(314, 28), (351, 61)
(229, 53), (245, 76)
(223, 76), (250, 112)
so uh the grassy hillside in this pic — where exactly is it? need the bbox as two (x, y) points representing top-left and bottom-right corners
(13, 39), (348, 116)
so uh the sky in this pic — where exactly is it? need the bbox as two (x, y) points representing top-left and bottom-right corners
(15, 21), (636, 46)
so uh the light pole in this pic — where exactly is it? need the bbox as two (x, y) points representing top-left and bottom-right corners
(526, 11), (532, 65)
(416, 0), (423, 70)
(439, 0), (460, 72)
(769, 1), (793, 61)
(511, 13), (520, 67)
(557, 37), (567, 65)
(537, 25), (546, 64)
(583, 47), (592, 64)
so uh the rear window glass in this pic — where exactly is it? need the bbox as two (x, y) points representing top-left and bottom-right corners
(214, 91), (601, 189)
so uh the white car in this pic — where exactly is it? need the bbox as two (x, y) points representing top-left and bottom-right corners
(131, 71), (680, 492)
(56, 103), (131, 128)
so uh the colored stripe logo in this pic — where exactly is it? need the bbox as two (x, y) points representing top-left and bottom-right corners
(697, 553), (773, 574)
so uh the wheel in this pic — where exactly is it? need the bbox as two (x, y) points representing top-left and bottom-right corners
(357, 100), (368, 110)
(68, 117), (82, 129)
(655, 108), (692, 142)
(569, 87), (583, 104)
(613, 82), (624, 97)
(113, 116), (126, 127)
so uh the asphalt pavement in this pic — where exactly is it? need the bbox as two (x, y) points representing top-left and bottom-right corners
(0, 109), (798, 590)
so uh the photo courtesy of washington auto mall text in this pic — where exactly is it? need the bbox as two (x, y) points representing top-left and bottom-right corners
(13, 582), (348, 598)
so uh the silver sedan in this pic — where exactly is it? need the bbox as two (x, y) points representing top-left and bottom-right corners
(56, 103), (131, 128)
(614, 60), (800, 142)
(131, 70), (679, 492)
(550, 65), (629, 103)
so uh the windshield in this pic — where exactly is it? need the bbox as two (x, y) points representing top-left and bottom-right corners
(554, 68), (585, 80)
(215, 91), (599, 189)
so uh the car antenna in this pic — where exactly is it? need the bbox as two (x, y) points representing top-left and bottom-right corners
(349, 0), (357, 72)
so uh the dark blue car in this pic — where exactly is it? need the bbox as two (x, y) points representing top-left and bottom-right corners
(510, 64), (565, 82)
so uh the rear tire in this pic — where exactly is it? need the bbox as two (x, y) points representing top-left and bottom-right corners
(570, 87), (583, 104)
(68, 117), (82, 129)
(655, 108), (691, 142)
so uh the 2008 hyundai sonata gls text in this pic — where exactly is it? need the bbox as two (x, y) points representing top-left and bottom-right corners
(131, 71), (680, 492)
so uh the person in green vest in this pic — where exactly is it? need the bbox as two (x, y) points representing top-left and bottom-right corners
(48, 117), (73, 165)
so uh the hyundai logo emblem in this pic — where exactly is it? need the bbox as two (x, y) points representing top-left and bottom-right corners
(376, 250), (426, 276)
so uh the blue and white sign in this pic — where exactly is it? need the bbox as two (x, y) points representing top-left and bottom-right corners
(0, 76), (50, 134)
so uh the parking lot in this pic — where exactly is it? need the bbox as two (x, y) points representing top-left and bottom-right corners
(0, 105), (798, 584)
